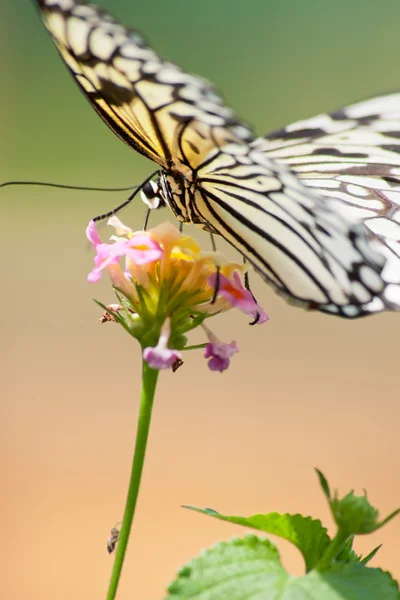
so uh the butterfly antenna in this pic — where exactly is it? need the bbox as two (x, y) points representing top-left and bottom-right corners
(0, 180), (141, 192)
(92, 170), (160, 222)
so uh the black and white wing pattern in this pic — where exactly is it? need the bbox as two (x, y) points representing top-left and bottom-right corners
(183, 142), (391, 318)
(35, 0), (400, 318)
(35, 0), (253, 171)
(252, 93), (400, 315)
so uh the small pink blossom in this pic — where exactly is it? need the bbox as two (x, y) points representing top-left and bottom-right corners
(143, 346), (182, 370)
(143, 318), (182, 370)
(86, 221), (163, 283)
(209, 271), (269, 324)
(204, 339), (239, 372)
(201, 323), (239, 372)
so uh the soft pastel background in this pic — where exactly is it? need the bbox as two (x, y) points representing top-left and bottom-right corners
(2, 1), (400, 598)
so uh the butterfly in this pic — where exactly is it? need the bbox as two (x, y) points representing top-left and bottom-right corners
(35, 0), (400, 318)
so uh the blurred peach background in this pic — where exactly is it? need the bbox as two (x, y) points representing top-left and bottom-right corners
(2, 0), (400, 598)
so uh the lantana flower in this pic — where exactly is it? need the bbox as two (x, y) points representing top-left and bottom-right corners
(87, 217), (268, 372)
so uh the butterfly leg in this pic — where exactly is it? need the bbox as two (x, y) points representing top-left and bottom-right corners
(243, 256), (261, 325)
(209, 231), (221, 304)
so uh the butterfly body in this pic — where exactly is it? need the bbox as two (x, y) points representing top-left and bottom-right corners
(35, 0), (400, 317)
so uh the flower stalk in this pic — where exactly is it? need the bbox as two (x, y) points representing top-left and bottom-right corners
(315, 529), (349, 572)
(106, 360), (159, 600)
(87, 217), (270, 597)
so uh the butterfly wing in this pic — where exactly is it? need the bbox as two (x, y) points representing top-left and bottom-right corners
(252, 93), (400, 304)
(35, 0), (253, 170)
(35, 2), (400, 317)
(189, 141), (398, 317)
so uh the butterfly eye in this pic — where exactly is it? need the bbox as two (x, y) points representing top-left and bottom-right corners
(142, 181), (157, 200)
(141, 180), (162, 210)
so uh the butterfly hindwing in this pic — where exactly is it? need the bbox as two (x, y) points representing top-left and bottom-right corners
(252, 92), (400, 311)
(183, 142), (391, 317)
(254, 93), (400, 228)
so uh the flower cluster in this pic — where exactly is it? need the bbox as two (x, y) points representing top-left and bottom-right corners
(87, 217), (268, 372)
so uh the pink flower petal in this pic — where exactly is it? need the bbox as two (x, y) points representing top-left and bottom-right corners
(124, 234), (163, 265)
(87, 242), (122, 282)
(87, 233), (163, 283)
(209, 271), (269, 324)
(143, 346), (182, 370)
(86, 220), (102, 247)
(142, 318), (181, 370)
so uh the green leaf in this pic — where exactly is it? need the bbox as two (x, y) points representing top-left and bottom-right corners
(308, 564), (400, 600)
(377, 508), (400, 530)
(165, 537), (400, 600)
(184, 507), (330, 571)
(361, 544), (382, 565)
(316, 468), (331, 501)
(166, 536), (287, 599)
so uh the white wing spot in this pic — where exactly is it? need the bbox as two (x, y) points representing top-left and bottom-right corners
(368, 217), (400, 241)
(359, 266), (384, 292)
(380, 248), (400, 283)
(351, 282), (372, 304)
(364, 297), (384, 313)
(345, 93), (400, 118)
(73, 5), (97, 18)
(342, 305), (361, 317)
(141, 61), (162, 75)
(46, 12), (67, 46)
(385, 284), (400, 304)
(46, 0), (73, 7)
(114, 57), (141, 82)
(89, 29), (118, 60)
(156, 67), (188, 84)
(347, 184), (369, 197)
(67, 17), (91, 55)
(135, 80), (174, 109)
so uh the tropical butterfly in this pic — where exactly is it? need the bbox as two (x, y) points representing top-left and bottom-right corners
(35, 0), (400, 318)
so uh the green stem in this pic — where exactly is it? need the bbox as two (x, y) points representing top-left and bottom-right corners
(316, 529), (349, 572)
(183, 343), (207, 351)
(106, 361), (159, 600)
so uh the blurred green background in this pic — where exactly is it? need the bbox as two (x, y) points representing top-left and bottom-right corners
(2, 1), (400, 598)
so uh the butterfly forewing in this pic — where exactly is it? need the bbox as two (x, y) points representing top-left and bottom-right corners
(36, 0), (253, 171)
